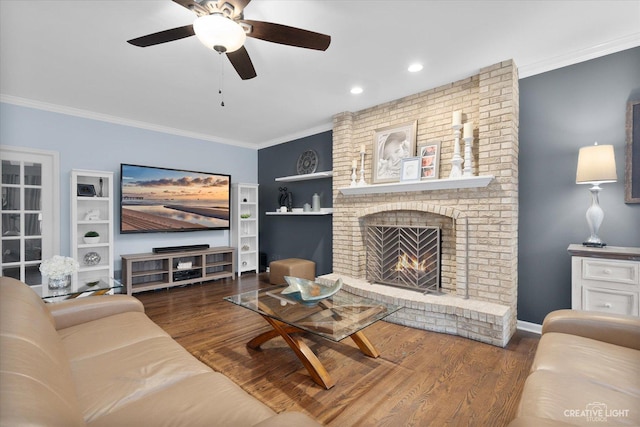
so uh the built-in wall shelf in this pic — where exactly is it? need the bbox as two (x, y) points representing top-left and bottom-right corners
(275, 171), (333, 182)
(339, 175), (494, 195)
(266, 208), (333, 216)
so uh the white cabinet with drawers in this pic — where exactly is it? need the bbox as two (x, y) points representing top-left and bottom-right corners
(568, 244), (640, 317)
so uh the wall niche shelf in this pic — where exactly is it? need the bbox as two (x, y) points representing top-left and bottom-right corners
(266, 208), (333, 216)
(339, 175), (494, 195)
(275, 171), (333, 182)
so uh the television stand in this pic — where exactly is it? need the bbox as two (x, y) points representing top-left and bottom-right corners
(121, 246), (235, 295)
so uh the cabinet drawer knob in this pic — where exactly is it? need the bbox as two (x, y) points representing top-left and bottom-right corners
(601, 303), (612, 309)
(602, 268), (612, 275)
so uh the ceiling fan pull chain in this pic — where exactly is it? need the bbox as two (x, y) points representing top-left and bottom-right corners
(218, 51), (225, 107)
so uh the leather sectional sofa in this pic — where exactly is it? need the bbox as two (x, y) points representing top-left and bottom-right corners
(0, 277), (321, 426)
(509, 309), (640, 426)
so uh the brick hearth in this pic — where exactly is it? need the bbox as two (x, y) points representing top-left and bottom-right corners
(318, 274), (511, 347)
(329, 60), (519, 347)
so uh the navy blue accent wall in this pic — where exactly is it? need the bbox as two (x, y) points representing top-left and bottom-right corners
(519, 47), (640, 324)
(258, 131), (333, 275)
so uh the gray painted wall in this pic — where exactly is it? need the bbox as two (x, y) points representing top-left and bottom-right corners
(258, 131), (333, 275)
(519, 47), (640, 324)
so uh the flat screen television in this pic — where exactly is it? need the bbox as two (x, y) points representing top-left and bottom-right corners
(120, 164), (230, 233)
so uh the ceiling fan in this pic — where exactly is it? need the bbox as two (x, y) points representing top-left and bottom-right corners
(127, 0), (331, 80)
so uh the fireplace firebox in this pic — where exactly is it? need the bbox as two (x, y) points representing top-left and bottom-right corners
(366, 225), (440, 293)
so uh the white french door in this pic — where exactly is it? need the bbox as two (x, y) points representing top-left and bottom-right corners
(1, 146), (59, 285)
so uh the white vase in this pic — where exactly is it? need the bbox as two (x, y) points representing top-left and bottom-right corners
(83, 236), (100, 244)
(312, 193), (320, 212)
(48, 275), (71, 290)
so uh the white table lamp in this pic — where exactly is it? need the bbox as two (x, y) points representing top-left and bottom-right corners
(576, 142), (617, 247)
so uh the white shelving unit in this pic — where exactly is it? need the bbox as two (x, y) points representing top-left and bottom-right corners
(266, 208), (333, 216)
(232, 183), (259, 275)
(275, 171), (333, 182)
(70, 169), (114, 285)
(268, 171), (334, 215)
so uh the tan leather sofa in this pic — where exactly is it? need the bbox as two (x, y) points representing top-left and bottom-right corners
(509, 310), (640, 426)
(0, 277), (321, 427)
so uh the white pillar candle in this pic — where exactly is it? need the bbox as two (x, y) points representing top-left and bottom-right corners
(452, 110), (462, 127)
(360, 144), (366, 153)
(463, 121), (473, 139)
(352, 159), (357, 169)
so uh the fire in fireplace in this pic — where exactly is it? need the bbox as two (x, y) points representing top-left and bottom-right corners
(366, 225), (440, 293)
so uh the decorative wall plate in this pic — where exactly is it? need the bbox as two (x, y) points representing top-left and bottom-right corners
(296, 149), (318, 175)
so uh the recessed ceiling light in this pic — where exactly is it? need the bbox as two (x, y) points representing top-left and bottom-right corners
(408, 63), (423, 73)
(350, 86), (363, 94)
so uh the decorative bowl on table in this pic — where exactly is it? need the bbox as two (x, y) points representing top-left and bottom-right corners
(282, 276), (342, 306)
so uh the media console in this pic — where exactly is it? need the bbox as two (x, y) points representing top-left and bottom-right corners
(121, 246), (235, 295)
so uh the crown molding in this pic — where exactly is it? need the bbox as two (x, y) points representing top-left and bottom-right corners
(519, 33), (640, 78)
(257, 122), (333, 149)
(0, 95), (256, 149)
(3, 34), (638, 149)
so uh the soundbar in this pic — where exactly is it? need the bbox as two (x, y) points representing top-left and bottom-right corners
(152, 244), (210, 254)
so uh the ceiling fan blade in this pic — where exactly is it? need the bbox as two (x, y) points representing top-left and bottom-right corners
(226, 46), (257, 80)
(240, 20), (331, 51)
(172, 0), (209, 16)
(127, 25), (195, 47)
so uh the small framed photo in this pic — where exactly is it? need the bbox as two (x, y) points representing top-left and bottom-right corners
(400, 157), (421, 182)
(372, 120), (418, 184)
(417, 141), (441, 180)
(77, 184), (96, 197)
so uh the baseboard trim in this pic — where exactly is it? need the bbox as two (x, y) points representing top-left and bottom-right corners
(517, 320), (542, 335)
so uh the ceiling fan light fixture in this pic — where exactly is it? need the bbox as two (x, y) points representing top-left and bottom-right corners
(193, 14), (246, 53)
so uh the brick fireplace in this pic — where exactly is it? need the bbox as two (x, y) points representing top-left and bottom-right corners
(319, 60), (519, 347)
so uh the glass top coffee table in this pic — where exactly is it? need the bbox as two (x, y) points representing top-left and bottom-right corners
(36, 277), (123, 302)
(224, 285), (400, 389)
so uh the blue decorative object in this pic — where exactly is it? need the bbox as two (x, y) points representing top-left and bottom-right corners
(282, 276), (342, 306)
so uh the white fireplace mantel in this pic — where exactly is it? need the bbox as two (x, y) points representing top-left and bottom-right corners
(338, 175), (494, 195)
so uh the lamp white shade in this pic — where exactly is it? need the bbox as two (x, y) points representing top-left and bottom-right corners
(576, 144), (617, 184)
(193, 14), (246, 53)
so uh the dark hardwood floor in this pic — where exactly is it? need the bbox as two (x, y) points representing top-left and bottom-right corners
(136, 273), (539, 426)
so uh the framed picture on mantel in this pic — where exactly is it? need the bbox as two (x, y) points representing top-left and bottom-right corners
(417, 140), (441, 180)
(372, 121), (417, 184)
(626, 100), (640, 203)
(400, 157), (421, 182)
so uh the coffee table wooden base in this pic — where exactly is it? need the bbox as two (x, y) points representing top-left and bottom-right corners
(247, 315), (380, 389)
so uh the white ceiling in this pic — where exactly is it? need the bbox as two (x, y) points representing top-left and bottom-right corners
(1, 1), (639, 148)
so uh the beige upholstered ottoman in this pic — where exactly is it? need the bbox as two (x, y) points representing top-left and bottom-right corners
(269, 258), (316, 285)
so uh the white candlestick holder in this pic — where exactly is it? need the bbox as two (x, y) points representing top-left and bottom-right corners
(357, 150), (367, 186)
(449, 125), (463, 178)
(350, 166), (358, 187)
(463, 136), (474, 177)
